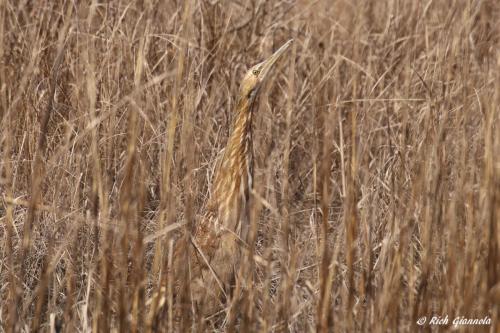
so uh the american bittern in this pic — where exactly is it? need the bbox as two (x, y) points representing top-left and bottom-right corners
(151, 39), (293, 316)
(188, 39), (293, 305)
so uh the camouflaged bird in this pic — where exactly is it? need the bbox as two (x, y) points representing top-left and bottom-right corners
(150, 39), (293, 317)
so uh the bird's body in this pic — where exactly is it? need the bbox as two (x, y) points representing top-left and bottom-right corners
(187, 94), (256, 306)
(150, 40), (293, 317)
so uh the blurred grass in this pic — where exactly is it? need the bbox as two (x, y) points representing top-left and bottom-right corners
(0, 0), (499, 332)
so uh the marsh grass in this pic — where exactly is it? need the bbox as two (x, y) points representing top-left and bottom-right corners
(0, 0), (499, 332)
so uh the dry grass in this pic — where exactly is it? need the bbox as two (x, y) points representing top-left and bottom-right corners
(1, 0), (499, 332)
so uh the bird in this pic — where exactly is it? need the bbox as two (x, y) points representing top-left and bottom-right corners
(149, 39), (293, 320)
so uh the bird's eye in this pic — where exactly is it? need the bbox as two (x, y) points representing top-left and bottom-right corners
(252, 69), (260, 76)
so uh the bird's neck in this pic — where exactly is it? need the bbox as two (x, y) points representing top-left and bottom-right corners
(208, 96), (255, 231)
(222, 96), (255, 189)
(227, 96), (255, 157)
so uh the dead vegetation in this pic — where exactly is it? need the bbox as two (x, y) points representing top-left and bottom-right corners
(0, 0), (499, 332)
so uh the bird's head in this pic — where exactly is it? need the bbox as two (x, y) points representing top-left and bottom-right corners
(239, 39), (293, 101)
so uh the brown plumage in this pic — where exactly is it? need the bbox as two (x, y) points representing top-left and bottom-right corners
(150, 39), (293, 318)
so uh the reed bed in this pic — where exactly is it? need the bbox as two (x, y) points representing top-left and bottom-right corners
(0, 0), (499, 331)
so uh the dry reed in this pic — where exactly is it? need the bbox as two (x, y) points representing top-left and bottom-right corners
(0, 0), (499, 332)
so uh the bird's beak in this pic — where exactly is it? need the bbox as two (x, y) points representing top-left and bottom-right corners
(258, 39), (293, 81)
